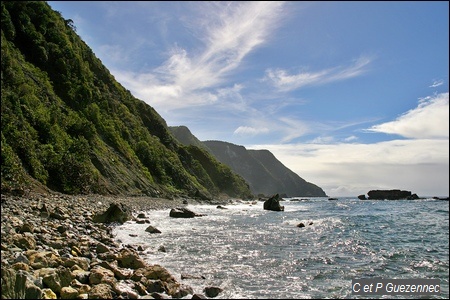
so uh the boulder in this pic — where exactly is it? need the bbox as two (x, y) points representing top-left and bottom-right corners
(93, 203), (132, 224)
(263, 194), (284, 211)
(169, 207), (204, 218)
(357, 194), (366, 200)
(145, 225), (161, 234)
(1, 268), (43, 299)
(203, 286), (223, 298)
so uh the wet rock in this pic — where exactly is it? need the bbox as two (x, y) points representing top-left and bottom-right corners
(145, 225), (161, 234)
(263, 194), (284, 211)
(204, 286), (223, 298)
(169, 207), (204, 218)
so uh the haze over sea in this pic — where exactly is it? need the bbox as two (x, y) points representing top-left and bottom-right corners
(113, 197), (449, 299)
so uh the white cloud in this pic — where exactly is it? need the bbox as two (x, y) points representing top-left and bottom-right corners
(234, 126), (270, 136)
(249, 139), (449, 197)
(112, 2), (286, 112)
(264, 55), (373, 92)
(367, 92), (449, 139)
(429, 79), (444, 88)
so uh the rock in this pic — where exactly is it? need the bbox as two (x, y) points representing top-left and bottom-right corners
(132, 265), (176, 283)
(297, 223), (305, 228)
(181, 273), (206, 280)
(203, 286), (223, 298)
(358, 194), (366, 200)
(19, 222), (35, 233)
(88, 283), (113, 299)
(42, 288), (57, 299)
(95, 243), (110, 254)
(145, 225), (162, 234)
(263, 194), (284, 211)
(169, 207), (204, 218)
(12, 234), (36, 250)
(216, 205), (227, 209)
(367, 189), (415, 200)
(89, 266), (115, 285)
(1, 268), (43, 299)
(192, 293), (208, 299)
(145, 279), (166, 293)
(117, 249), (146, 269)
(93, 203), (132, 224)
(60, 286), (79, 299)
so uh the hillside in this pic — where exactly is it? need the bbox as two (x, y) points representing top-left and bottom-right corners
(0, 1), (252, 200)
(169, 126), (327, 197)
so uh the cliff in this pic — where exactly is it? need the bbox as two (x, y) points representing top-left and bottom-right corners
(1, 1), (252, 199)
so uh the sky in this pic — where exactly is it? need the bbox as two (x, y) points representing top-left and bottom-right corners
(48, 1), (449, 197)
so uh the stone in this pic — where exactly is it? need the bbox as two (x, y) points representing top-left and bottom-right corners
(263, 194), (284, 211)
(145, 225), (161, 234)
(88, 283), (113, 299)
(89, 266), (115, 285)
(169, 207), (204, 218)
(42, 288), (57, 299)
(203, 286), (223, 298)
(93, 203), (132, 224)
(1, 268), (43, 299)
(60, 286), (79, 299)
(117, 248), (146, 269)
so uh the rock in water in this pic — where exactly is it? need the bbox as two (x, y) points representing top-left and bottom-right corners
(169, 207), (204, 218)
(263, 194), (285, 211)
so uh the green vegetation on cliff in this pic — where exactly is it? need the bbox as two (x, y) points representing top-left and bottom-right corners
(1, 1), (252, 199)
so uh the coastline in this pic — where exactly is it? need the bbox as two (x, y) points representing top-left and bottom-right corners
(1, 191), (224, 299)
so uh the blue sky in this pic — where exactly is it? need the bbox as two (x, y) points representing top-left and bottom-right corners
(48, 1), (449, 197)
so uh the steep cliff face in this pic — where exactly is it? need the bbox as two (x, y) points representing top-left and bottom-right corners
(169, 126), (327, 197)
(1, 1), (251, 199)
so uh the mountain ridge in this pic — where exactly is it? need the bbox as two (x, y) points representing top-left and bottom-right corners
(169, 126), (327, 197)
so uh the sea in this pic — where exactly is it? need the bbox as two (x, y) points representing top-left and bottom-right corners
(112, 197), (449, 299)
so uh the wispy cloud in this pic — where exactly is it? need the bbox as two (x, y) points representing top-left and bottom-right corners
(113, 2), (286, 111)
(429, 79), (444, 88)
(234, 126), (270, 136)
(366, 92), (449, 139)
(263, 56), (373, 92)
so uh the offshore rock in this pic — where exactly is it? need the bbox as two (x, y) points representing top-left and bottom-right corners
(263, 194), (285, 211)
(367, 190), (419, 200)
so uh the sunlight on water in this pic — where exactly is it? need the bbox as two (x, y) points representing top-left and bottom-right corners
(113, 198), (449, 299)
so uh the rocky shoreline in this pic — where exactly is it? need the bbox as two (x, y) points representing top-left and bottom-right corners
(1, 192), (226, 299)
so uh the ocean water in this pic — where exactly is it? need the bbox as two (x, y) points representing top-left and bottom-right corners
(112, 197), (449, 299)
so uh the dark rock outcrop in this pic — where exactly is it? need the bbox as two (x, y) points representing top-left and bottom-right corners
(358, 194), (367, 200)
(365, 190), (419, 200)
(263, 194), (285, 211)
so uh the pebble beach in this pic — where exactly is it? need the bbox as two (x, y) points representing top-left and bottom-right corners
(1, 191), (224, 299)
